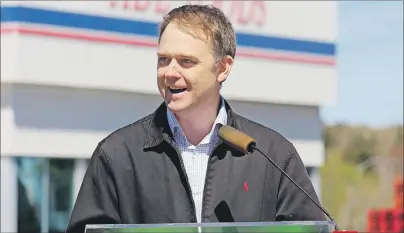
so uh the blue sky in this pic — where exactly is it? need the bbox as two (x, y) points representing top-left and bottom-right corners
(320, 1), (403, 127)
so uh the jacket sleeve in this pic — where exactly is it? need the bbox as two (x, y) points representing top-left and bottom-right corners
(275, 145), (327, 221)
(66, 144), (121, 233)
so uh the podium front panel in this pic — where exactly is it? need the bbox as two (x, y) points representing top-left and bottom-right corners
(85, 221), (336, 233)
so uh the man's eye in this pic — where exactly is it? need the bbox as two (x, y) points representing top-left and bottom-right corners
(181, 59), (194, 64)
(158, 57), (168, 63)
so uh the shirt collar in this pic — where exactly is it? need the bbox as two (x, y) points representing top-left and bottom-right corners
(166, 97), (227, 146)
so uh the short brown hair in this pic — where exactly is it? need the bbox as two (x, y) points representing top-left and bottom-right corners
(158, 4), (236, 62)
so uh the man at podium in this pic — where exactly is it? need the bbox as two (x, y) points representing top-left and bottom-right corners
(66, 4), (325, 233)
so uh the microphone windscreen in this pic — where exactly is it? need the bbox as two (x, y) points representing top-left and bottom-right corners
(218, 124), (256, 154)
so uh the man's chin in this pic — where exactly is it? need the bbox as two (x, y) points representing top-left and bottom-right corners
(166, 102), (186, 113)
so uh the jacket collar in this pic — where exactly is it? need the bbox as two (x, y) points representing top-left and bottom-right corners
(143, 99), (240, 149)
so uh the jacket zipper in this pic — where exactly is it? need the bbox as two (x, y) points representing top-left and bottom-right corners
(201, 142), (222, 222)
(168, 141), (198, 223)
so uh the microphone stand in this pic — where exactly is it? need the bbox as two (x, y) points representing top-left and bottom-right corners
(249, 144), (339, 231)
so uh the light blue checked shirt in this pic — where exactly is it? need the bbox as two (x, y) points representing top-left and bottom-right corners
(166, 97), (227, 223)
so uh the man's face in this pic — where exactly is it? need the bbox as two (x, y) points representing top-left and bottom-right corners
(157, 23), (224, 115)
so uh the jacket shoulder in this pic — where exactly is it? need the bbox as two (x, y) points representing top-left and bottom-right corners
(96, 112), (154, 153)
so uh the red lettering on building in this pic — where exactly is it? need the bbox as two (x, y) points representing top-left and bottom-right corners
(109, 1), (169, 15)
(109, 1), (117, 8)
(155, 2), (171, 14)
(228, 2), (249, 25)
(211, 0), (223, 10)
(108, 1), (267, 27)
(122, 1), (130, 10)
(133, 1), (151, 11)
(226, 1), (266, 26)
(247, 1), (266, 26)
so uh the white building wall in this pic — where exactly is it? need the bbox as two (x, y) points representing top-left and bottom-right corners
(2, 34), (337, 106)
(1, 0), (337, 106)
(1, 84), (16, 155)
(5, 84), (323, 166)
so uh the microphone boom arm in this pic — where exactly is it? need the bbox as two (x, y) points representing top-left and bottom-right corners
(250, 144), (339, 231)
(217, 124), (339, 230)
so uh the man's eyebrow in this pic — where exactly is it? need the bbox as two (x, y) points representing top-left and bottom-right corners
(157, 52), (198, 60)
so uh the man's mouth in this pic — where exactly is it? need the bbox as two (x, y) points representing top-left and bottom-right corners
(169, 87), (187, 94)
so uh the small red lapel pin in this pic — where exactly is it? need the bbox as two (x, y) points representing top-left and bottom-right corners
(244, 181), (249, 192)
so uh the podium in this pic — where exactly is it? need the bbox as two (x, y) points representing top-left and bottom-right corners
(85, 221), (338, 233)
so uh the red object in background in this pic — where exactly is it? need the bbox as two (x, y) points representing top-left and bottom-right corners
(368, 209), (381, 232)
(392, 209), (403, 233)
(367, 176), (403, 233)
(394, 176), (403, 210)
(379, 209), (395, 232)
(370, 208), (404, 233)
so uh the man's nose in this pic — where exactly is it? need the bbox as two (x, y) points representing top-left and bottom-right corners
(165, 60), (181, 78)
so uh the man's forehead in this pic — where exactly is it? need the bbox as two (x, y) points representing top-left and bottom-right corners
(158, 27), (214, 59)
(163, 22), (210, 41)
(160, 24), (212, 47)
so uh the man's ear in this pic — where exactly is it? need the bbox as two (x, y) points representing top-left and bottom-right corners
(217, 55), (234, 83)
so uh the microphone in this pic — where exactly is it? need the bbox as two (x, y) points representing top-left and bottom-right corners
(217, 124), (339, 231)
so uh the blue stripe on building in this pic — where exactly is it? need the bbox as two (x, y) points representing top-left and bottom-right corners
(1, 6), (336, 56)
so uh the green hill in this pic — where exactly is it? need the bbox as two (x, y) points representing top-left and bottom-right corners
(320, 124), (403, 231)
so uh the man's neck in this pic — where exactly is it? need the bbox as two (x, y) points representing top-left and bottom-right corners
(176, 96), (221, 146)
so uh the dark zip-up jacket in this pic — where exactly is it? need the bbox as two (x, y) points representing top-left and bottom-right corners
(66, 100), (325, 233)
